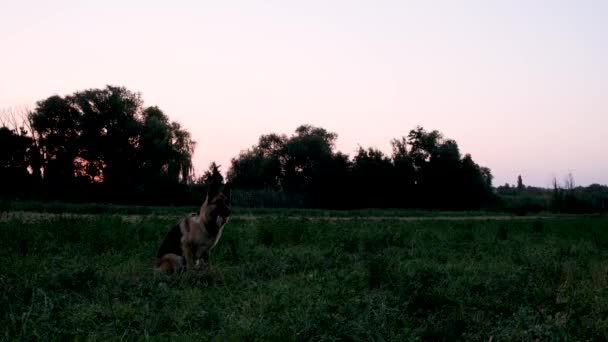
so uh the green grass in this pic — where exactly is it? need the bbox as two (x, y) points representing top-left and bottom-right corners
(2, 211), (608, 340)
(1, 199), (548, 217)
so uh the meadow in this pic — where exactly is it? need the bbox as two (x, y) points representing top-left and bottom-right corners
(1, 209), (608, 340)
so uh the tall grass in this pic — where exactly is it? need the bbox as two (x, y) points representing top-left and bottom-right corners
(4, 200), (543, 217)
(1, 213), (608, 340)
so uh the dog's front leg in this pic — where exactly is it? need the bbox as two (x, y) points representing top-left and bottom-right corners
(194, 250), (210, 271)
(194, 249), (210, 271)
(201, 250), (210, 267)
(183, 243), (196, 270)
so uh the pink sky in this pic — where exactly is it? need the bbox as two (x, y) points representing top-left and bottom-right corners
(1, 1), (607, 187)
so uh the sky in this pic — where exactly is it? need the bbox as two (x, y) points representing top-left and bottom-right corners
(1, 0), (607, 187)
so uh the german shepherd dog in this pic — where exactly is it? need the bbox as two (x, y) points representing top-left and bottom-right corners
(154, 182), (231, 272)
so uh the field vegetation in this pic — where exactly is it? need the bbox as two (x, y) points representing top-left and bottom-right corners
(2, 210), (608, 340)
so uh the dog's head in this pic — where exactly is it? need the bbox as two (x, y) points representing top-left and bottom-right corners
(201, 181), (232, 228)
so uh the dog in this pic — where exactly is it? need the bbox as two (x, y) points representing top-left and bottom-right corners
(154, 181), (231, 272)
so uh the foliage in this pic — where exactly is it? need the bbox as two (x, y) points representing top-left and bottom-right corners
(199, 162), (224, 185)
(228, 125), (497, 209)
(227, 133), (287, 191)
(0, 127), (34, 196)
(1, 86), (195, 203)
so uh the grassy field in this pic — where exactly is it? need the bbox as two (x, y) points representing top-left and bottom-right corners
(1, 210), (608, 340)
(2, 200), (521, 217)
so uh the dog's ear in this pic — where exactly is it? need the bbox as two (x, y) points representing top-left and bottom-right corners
(207, 180), (220, 201)
(223, 182), (232, 205)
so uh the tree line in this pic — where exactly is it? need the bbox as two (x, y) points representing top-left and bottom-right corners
(227, 125), (495, 209)
(2, 86), (606, 211)
(497, 174), (608, 214)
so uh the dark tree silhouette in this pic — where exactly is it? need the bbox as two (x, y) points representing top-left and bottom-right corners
(6, 87), (605, 212)
(282, 125), (337, 194)
(517, 175), (524, 191)
(390, 137), (416, 207)
(0, 127), (33, 196)
(201, 162), (224, 185)
(228, 125), (352, 206)
(352, 147), (393, 207)
(228, 133), (287, 190)
(228, 124), (496, 209)
(25, 86), (195, 201)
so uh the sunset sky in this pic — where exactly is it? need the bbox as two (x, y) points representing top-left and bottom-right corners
(1, 0), (606, 187)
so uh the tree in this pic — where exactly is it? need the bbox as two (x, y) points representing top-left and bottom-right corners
(427, 139), (463, 208)
(517, 175), (524, 191)
(139, 107), (195, 185)
(563, 172), (578, 211)
(352, 147), (394, 207)
(0, 127), (33, 197)
(201, 162), (224, 185)
(28, 85), (195, 201)
(228, 124), (339, 195)
(228, 124), (495, 210)
(407, 126), (443, 170)
(30, 95), (82, 194)
(564, 172), (575, 190)
(282, 125), (338, 193)
(459, 154), (494, 208)
(390, 137), (415, 207)
(228, 133), (287, 190)
(1, 106), (43, 184)
(321, 151), (352, 208)
(405, 127), (443, 194)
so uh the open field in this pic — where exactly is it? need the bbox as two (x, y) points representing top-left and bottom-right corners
(2, 210), (608, 340)
(1, 200), (522, 217)
(0, 211), (584, 224)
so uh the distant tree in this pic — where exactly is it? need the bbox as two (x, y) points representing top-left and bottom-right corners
(564, 172), (575, 190)
(390, 137), (415, 207)
(549, 175), (608, 214)
(428, 139), (462, 207)
(584, 184), (608, 212)
(139, 106), (195, 185)
(229, 124), (495, 209)
(352, 147), (394, 207)
(0, 127), (33, 197)
(402, 126), (494, 208)
(407, 126), (443, 169)
(1, 107), (42, 185)
(551, 177), (564, 212)
(30, 95), (81, 193)
(321, 151), (352, 208)
(563, 172), (578, 211)
(282, 125), (337, 194)
(517, 175), (524, 191)
(228, 125), (347, 207)
(406, 127), (443, 194)
(228, 133), (287, 190)
(201, 162), (224, 185)
(459, 154), (494, 208)
(28, 85), (195, 201)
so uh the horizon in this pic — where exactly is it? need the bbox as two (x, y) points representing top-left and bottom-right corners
(1, 1), (607, 187)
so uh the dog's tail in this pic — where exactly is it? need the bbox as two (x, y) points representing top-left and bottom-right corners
(154, 254), (185, 273)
